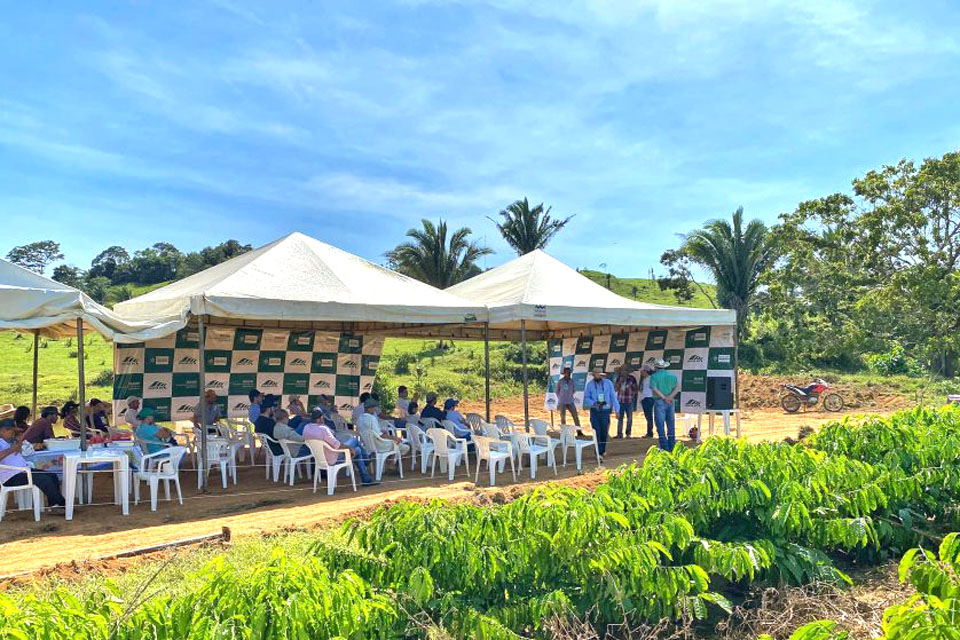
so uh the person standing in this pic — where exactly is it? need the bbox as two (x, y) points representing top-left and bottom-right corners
(247, 389), (263, 423)
(649, 359), (680, 451)
(614, 364), (638, 438)
(639, 364), (655, 438)
(555, 366), (582, 436)
(582, 367), (619, 460)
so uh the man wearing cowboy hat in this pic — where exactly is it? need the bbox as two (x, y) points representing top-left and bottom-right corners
(582, 366), (619, 460)
(639, 363), (655, 438)
(649, 358), (679, 451)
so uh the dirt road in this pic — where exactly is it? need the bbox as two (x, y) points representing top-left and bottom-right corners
(0, 405), (893, 577)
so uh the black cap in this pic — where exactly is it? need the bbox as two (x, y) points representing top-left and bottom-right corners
(261, 394), (278, 410)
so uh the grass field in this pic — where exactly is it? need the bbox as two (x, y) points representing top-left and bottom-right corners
(579, 270), (717, 307)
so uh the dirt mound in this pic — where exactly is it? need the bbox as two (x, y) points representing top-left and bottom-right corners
(738, 373), (912, 412)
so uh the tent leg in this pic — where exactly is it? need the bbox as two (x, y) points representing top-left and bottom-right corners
(521, 319), (529, 432)
(77, 319), (87, 452)
(734, 327), (740, 410)
(31, 331), (39, 422)
(198, 316), (208, 493)
(484, 322), (491, 423)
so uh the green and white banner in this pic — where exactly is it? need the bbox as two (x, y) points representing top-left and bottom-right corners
(113, 327), (382, 423)
(544, 326), (736, 413)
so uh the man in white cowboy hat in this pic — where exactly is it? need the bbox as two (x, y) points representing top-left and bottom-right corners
(649, 358), (679, 451)
(582, 366), (619, 460)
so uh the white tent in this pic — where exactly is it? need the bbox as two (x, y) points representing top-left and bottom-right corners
(114, 232), (487, 335)
(446, 249), (736, 336)
(448, 250), (737, 426)
(0, 258), (168, 447)
(0, 258), (172, 341)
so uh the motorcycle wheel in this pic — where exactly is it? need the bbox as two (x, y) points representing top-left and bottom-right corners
(780, 394), (801, 413)
(823, 393), (844, 412)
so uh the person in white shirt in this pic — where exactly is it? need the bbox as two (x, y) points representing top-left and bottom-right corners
(357, 398), (410, 457)
(396, 386), (410, 417)
(123, 396), (142, 428)
(0, 421), (65, 507)
(352, 392), (371, 426)
(639, 364), (655, 438)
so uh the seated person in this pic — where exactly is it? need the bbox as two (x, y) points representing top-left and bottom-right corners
(273, 408), (310, 458)
(123, 397), (142, 428)
(352, 392), (371, 426)
(0, 421), (66, 508)
(248, 389), (263, 423)
(134, 409), (176, 454)
(60, 401), (82, 436)
(303, 409), (376, 486)
(403, 401), (420, 424)
(191, 390), (223, 433)
(357, 397), (411, 458)
(13, 406), (30, 435)
(84, 399), (110, 433)
(22, 406), (58, 445)
(396, 386), (410, 417)
(420, 392), (445, 424)
(442, 398), (473, 440)
(287, 395), (306, 419)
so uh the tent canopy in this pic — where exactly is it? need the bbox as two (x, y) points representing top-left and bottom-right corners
(0, 258), (172, 341)
(113, 232), (487, 338)
(446, 250), (736, 338)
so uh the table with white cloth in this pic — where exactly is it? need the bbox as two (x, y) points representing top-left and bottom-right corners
(61, 449), (130, 520)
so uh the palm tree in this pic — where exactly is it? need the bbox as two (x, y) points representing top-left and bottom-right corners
(489, 198), (573, 255)
(385, 219), (493, 288)
(678, 207), (775, 338)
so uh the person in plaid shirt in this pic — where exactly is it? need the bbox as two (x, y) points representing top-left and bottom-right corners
(614, 363), (639, 438)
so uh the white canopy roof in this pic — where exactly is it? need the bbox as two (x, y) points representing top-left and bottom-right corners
(446, 250), (735, 335)
(113, 232), (487, 337)
(0, 258), (174, 341)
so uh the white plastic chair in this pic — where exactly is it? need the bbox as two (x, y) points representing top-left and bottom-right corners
(529, 418), (561, 460)
(133, 447), (186, 511)
(197, 439), (238, 489)
(473, 436), (516, 486)
(465, 413), (483, 431)
(304, 439), (357, 495)
(256, 433), (288, 482)
(378, 418), (398, 438)
(481, 421), (519, 461)
(225, 419), (257, 464)
(426, 427), (470, 481)
(279, 439), (314, 486)
(0, 465), (41, 522)
(559, 424), (600, 471)
(359, 427), (405, 482)
(513, 432), (558, 479)
(419, 417), (442, 431)
(495, 414), (517, 433)
(406, 422), (434, 473)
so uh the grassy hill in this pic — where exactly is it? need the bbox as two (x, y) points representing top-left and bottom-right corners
(578, 270), (717, 308)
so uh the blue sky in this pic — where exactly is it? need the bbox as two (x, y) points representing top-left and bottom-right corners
(2, 0), (959, 279)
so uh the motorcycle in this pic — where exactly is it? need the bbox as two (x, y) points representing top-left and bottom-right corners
(779, 378), (844, 413)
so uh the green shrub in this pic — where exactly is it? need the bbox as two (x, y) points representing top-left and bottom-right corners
(393, 352), (416, 375)
(865, 344), (921, 376)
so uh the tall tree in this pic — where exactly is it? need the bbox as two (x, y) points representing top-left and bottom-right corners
(88, 246), (131, 282)
(385, 219), (492, 288)
(6, 240), (63, 274)
(667, 207), (775, 338)
(489, 198), (573, 255)
(52, 264), (84, 288)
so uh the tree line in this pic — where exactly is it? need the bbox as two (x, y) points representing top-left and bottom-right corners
(8, 150), (960, 378)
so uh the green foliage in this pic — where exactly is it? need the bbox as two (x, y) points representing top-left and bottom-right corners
(488, 197), (573, 255)
(6, 240), (64, 274)
(384, 218), (492, 288)
(865, 344), (922, 376)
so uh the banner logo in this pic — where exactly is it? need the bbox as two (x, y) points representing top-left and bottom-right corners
(177, 403), (196, 413)
(362, 382), (372, 391)
(688, 354), (704, 363)
(178, 356), (198, 365)
(261, 379), (279, 388)
(290, 357), (308, 366)
(342, 359), (359, 369)
(233, 401), (250, 411)
(121, 356), (140, 365)
(312, 380), (331, 389)
(609, 357), (621, 367)
(148, 380), (167, 391)
(206, 380), (225, 389)
(685, 398), (702, 407)
(236, 357), (255, 366)
(339, 402), (353, 411)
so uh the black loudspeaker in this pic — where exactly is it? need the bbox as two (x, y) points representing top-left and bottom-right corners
(706, 376), (733, 410)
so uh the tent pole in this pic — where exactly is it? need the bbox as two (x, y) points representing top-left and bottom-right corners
(198, 315), (208, 493)
(733, 326), (740, 410)
(521, 319), (529, 432)
(484, 322), (491, 423)
(77, 319), (87, 452)
(31, 330), (39, 422)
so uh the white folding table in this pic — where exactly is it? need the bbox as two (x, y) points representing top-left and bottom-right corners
(62, 449), (130, 520)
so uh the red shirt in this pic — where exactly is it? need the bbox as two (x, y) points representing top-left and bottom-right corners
(22, 418), (55, 444)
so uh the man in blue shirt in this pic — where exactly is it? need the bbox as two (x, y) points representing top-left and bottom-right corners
(248, 389), (263, 423)
(582, 367), (619, 459)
